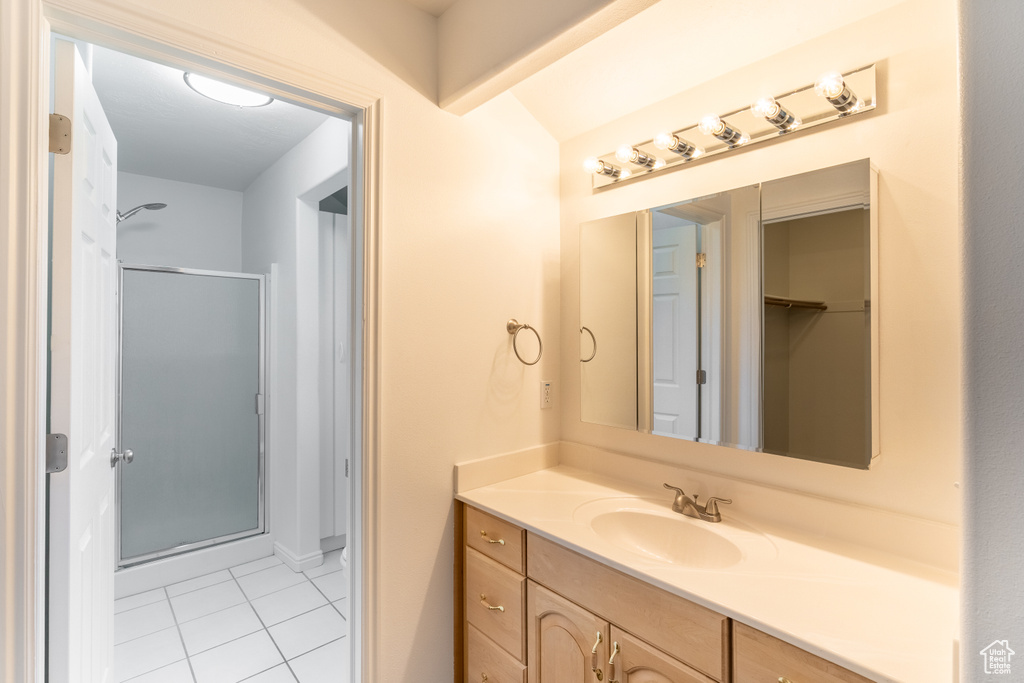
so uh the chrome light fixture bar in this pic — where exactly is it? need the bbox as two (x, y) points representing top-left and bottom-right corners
(585, 64), (876, 189)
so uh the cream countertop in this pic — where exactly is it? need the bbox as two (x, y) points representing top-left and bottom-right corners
(456, 465), (958, 683)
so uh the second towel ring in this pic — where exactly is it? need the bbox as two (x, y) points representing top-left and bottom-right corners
(580, 326), (597, 362)
(507, 319), (543, 366)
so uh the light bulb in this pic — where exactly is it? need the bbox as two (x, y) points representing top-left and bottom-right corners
(619, 169), (632, 179)
(583, 157), (602, 174)
(698, 115), (725, 137)
(815, 72), (860, 114)
(615, 145), (634, 164)
(653, 158), (666, 170)
(752, 96), (800, 131)
(814, 73), (845, 99)
(752, 97), (781, 120)
(653, 132), (675, 150)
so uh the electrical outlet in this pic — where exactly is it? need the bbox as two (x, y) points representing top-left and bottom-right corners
(541, 380), (554, 409)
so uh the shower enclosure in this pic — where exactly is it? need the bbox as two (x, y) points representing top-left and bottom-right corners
(116, 264), (266, 568)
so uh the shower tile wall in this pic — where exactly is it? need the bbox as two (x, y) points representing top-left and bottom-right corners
(113, 550), (349, 683)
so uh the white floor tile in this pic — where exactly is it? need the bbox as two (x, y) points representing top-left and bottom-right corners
(189, 631), (283, 683)
(170, 580), (246, 624)
(124, 659), (194, 683)
(114, 626), (186, 682)
(236, 564), (307, 601)
(331, 598), (348, 621)
(116, 600), (176, 645)
(166, 570), (233, 598)
(241, 664), (297, 682)
(115, 589), (167, 614)
(179, 603), (263, 656)
(288, 638), (348, 683)
(250, 582), (328, 627)
(268, 606), (346, 660)
(230, 555), (283, 578)
(301, 550), (343, 580)
(311, 571), (347, 602)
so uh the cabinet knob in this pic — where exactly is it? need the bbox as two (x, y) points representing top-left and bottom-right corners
(778, 678), (793, 683)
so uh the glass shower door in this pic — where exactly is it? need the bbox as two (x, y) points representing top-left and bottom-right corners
(117, 264), (265, 567)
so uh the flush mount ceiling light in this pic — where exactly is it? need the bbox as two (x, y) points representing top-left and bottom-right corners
(183, 73), (273, 107)
(583, 64), (877, 189)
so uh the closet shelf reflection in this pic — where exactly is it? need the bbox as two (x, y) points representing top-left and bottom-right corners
(764, 295), (827, 311)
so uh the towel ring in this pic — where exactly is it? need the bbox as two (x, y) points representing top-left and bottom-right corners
(507, 319), (542, 366)
(580, 326), (597, 363)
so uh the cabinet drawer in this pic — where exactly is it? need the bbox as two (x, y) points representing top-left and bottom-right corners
(466, 506), (525, 574)
(733, 622), (873, 683)
(467, 624), (526, 683)
(528, 533), (727, 681)
(466, 547), (526, 662)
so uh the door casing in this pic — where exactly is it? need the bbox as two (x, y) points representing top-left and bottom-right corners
(0, 1), (384, 679)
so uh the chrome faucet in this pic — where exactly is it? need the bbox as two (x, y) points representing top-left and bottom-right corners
(663, 483), (732, 523)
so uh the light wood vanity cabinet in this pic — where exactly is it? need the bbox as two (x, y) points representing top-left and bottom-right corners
(732, 622), (873, 683)
(457, 502), (875, 683)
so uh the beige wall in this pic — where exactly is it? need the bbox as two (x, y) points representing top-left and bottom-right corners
(67, 1), (562, 678)
(559, 0), (961, 526)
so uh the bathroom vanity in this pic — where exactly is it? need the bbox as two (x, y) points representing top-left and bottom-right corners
(453, 458), (957, 683)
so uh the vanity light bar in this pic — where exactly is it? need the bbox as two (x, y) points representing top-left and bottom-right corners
(584, 64), (876, 189)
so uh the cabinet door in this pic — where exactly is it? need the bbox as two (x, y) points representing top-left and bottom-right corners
(527, 582), (609, 683)
(609, 627), (717, 683)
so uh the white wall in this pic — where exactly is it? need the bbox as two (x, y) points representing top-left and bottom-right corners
(241, 117), (350, 570)
(560, 0), (961, 532)
(960, 2), (1024, 679)
(116, 172), (243, 271)
(437, 0), (656, 113)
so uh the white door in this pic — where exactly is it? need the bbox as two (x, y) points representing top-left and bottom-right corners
(651, 219), (699, 438)
(49, 39), (119, 683)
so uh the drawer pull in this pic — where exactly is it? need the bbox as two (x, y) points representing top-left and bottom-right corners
(479, 594), (505, 612)
(607, 641), (620, 683)
(481, 675), (488, 682)
(778, 678), (793, 683)
(591, 631), (604, 680)
(480, 530), (505, 545)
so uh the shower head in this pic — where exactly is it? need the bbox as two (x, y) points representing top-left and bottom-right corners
(116, 203), (167, 224)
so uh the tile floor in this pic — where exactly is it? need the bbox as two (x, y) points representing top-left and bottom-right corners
(114, 549), (349, 683)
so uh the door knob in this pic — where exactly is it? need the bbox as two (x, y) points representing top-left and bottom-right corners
(110, 448), (134, 467)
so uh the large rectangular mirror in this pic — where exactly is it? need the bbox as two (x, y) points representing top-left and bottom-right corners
(579, 159), (878, 468)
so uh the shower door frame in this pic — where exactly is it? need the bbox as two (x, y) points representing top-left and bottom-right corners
(115, 262), (268, 569)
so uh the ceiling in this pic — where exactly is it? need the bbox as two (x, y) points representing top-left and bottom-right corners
(90, 45), (331, 192)
(402, 0), (458, 17)
(509, 0), (907, 142)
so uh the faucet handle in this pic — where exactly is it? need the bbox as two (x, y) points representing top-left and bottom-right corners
(663, 483), (685, 496)
(704, 497), (732, 516)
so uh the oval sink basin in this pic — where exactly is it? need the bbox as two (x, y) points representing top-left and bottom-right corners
(589, 510), (743, 569)
(573, 497), (777, 570)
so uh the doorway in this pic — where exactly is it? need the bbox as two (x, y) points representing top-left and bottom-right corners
(44, 30), (373, 683)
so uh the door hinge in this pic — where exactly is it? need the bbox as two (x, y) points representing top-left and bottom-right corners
(46, 433), (69, 473)
(49, 114), (71, 155)
(255, 393), (265, 415)
(696, 369), (707, 385)
(345, 459), (349, 478)
(696, 253), (707, 268)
